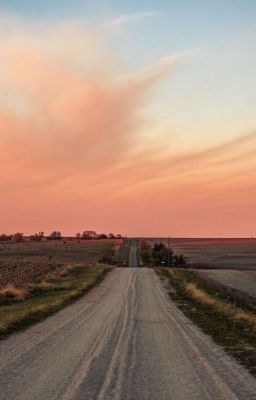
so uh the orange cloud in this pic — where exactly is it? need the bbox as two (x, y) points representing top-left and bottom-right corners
(0, 14), (255, 236)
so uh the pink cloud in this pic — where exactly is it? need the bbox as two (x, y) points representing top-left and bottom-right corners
(0, 14), (255, 236)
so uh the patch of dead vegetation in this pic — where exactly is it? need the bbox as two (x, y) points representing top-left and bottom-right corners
(184, 282), (256, 330)
(0, 284), (29, 300)
(157, 268), (256, 376)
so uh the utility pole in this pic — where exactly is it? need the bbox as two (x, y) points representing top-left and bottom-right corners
(167, 237), (171, 267)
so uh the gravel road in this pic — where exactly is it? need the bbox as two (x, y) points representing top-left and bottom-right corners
(1, 268), (256, 400)
(128, 239), (139, 267)
(196, 269), (256, 299)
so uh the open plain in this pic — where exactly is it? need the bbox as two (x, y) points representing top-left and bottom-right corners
(147, 238), (256, 269)
(196, 269), (256, 300)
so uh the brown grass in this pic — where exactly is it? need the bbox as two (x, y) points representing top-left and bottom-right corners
(184, 282), (256, 330)
(157, 268), (256, 375)
(0, 239), (122, 288)
(0, 267), (111, 337)
(0, 283), (29, 300)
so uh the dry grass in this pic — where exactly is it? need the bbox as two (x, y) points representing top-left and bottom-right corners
(0, 239), (120, 337)
(0, 283), (29, 300)
(184, 282), (256, 330)
(0, 267), (111, 337)
(0, 239), (121, 288)
(158, 267), (256, 375)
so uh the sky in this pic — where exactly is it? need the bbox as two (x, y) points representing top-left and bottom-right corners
(0, 0), (255, 237)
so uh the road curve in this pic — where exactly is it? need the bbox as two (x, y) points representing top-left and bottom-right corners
(0, 268), (256, 400)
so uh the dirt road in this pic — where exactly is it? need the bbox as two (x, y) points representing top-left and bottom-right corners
(128, 239), (139, 267)
(0, 268), (256, 400)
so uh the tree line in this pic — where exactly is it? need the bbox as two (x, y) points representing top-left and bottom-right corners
(0, 231), (123, 243)
(141, 240), (188, 267)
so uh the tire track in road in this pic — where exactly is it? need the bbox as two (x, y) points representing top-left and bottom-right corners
(152, 271), (256, 400)
(96, 272), (136, 400)
(1, 267), (256, 400)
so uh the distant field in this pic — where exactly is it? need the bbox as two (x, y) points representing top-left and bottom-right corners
(0, 239), (122, 288)
(146, 238), (256, 269)
(196, 269), (256, 301)
(0, 239), (120, 336)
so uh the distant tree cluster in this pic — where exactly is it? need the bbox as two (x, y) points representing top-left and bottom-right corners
(0, 234), (13, 242)
(0, 230), (123, 243)
(30, 232), (44, 242)
(13, 232), (25, 243)
(75, 231), (122, 241)
(0, 233), (25, 242)
(141, 240), (188, 267)
(47, 231), (62, 240)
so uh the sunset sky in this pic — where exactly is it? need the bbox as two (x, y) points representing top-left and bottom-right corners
(0, 1), (255, 237)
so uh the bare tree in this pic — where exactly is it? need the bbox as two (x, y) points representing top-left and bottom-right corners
(13, 232), (24, 243)
(47, 231), (62, 240)
(75, 233), (81, 243)
(30, 232), (44, 242)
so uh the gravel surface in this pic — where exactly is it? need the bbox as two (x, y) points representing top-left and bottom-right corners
(0, 268), (256, 400)
(128, 239), (139, 267)
(197, 269), (256, 298)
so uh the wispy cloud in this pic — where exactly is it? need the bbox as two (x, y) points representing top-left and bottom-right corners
(0, 12), (179, 205)
(0, 12), (255, 236)
(106, 11), (162, 28)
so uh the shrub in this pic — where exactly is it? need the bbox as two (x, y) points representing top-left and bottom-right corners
(98, 233), (108, 239)
(30, 232), (44, 242)
(173, 254), (188, 267)
(0, 283), (29, 300)
(13, 232), (24, 243)
(47, 231), (62, 240)
(0, 234), (12, 242)
(99, 243), (116, 264)
(152, 242), (173, 266)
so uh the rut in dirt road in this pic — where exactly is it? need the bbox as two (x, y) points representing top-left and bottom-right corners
(0, 268), (256, 400)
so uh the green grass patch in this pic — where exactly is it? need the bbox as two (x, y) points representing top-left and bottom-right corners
(0, 266), (111, 338)
(157, 268), (256, 376)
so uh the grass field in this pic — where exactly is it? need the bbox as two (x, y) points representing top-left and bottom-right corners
(0, 239), (121, 337)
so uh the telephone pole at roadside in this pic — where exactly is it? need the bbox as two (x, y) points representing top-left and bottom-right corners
(167, 237), (171, 267)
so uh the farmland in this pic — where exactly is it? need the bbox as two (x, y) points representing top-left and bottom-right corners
(195, 269), (256, 308)
(146, 238), (256, 269)
(0, 239), (122, 287)
(146, 238), (256, 310)
(0, 239), (122, 336)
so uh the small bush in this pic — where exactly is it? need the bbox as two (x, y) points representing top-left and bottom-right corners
(30, 232), (44, 242)
(99, 243), (116, 264)
(0, 284), (29, 300)
(13, 233), (24, 243)
(0, 234), (12, 242)
(47, 231), (62, 240)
